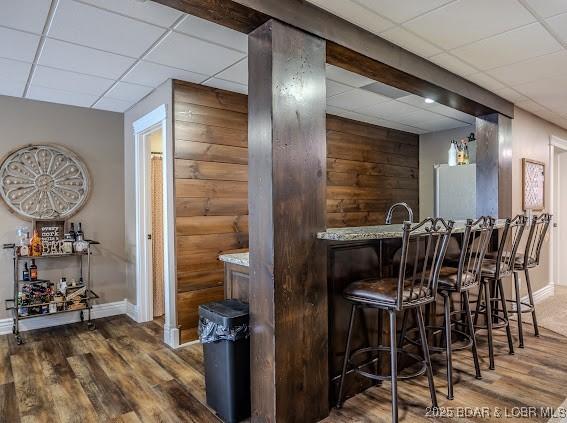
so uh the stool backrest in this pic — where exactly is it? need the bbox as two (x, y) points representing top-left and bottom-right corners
(455, 216), (495, 291)
(523, 213), (551, 268)
(495, 214), (526, 278)
(398, 218), (454, 309)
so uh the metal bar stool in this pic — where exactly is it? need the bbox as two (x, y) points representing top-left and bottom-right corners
(336, 218), (454, 423)
(510, 213), (551, 347)
(474, 215), (526, 370)
(406, 217), (494, 400)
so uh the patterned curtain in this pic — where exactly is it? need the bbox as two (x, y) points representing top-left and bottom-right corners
(151, 155), (165, 317)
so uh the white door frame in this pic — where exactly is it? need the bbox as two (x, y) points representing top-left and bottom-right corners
(133, 105), (179, 347)
(549, 135), (567, 287)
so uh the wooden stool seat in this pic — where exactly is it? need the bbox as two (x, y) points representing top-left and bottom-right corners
(344, 278), (430, 305)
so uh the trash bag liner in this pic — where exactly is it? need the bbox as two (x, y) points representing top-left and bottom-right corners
(199, 299), (249, 344)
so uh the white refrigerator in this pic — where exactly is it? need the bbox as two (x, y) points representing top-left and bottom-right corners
(434, 164), (476, 220)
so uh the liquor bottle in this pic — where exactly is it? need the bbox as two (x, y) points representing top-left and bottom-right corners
(77, 222), (83, 239)
(30, 259), (38, 281)
(464, 143), (470, 165)
(457, 140), (465, 165)
(20, 232), (30, 256)
(30, 230), (42, 256)
(69, 223), (76, 241)
(448, 140), (457, 166)
(22, 262), (30, 281)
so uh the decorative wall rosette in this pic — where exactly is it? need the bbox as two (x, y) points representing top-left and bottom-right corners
(0, 144), (90, 220)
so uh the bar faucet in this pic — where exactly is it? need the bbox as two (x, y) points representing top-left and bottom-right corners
(385, 202), (414, 224)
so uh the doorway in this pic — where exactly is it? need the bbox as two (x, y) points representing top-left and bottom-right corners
(133, 105), (178, 347)
(550, 136), (567, 286)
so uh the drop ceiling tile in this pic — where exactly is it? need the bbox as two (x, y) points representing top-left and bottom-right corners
(27, 85), (99, 107)
(79, 0), (184, 27)
(306, 0), (395, 34)
(404, 0), (535, 50)
(122, 60), (207, 87)
(428, 53), (477, 76)
(202, 78), (248, 95)
(175, 15), (248, 53)
(0, 58), (29, 96)
(493, 87), (527, 103)
(39, 38), (136, 79)
(397, 94), (475, 123)
(105, 81), (154, 102)
(327, 89), (391, 111)
(32, 66), (115, 96)
(355, 99), (420, 119)
(466, 73), (506, 92)
(545, 12), (567, 43)
(49, 0), (166, 58)
(145, 32), (245, 75)
(514, 75), (567, 115)
(486, 51), (567, 86)
(354, 0), (453, 24)
(0, 0), (51, 34)
(524, 0), (567, 18)
(452, 23), (562, 71)
(515, 99), (548, 115)
(0, 27), (40, 62)
(326, 80), (352, 97)
(93, 96), (133, 112)
(379, 27), (442, 58)
(215, 59), (247, 85)
(326, 64), (375, 87)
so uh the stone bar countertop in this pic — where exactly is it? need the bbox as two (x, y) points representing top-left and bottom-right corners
(218, 219), (506, 265)
(316, 219), (507, 241)
(219, 252), (250, 267)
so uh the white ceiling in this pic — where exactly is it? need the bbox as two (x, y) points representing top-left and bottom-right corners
(0, 0), (249, 112)
(307, 0), (567, 130)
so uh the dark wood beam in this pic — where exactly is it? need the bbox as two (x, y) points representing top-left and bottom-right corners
(153, 0), (514, 118)
(248, 19), (329, 422)
(475, 113), (513, 219)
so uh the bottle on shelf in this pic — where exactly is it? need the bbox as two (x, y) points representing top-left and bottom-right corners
(464, 142), (470, 165)
(457, 139), (465, 165)
(30, 230), (42, 256)
(69, 223), (76, 241)
(62, 232), (74, 254)
(77, 222), (83, 239)
(74, 223), (89, 253)
(30, 259), (38, 281)
(448, 140), (457, 166)
(22, 262), (30, 281)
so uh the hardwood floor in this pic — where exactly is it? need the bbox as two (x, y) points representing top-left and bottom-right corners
(1, 315), (566, 422)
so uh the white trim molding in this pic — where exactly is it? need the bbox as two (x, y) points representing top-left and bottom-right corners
(126, 301), (139, 322)
(522, 282), (555, 305)
(0, 300), (127, 335)
(132, 104), (178, 348)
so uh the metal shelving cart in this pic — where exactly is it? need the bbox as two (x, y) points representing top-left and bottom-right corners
(3, 241), (99, 344)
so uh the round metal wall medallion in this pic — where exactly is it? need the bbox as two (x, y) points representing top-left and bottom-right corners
(0, 144), (90, 220)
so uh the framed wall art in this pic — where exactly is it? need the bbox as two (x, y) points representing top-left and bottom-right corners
(522, 158), (545, 211)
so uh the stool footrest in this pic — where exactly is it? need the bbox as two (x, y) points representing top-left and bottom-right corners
(505, 299), (535, 314)
(404, 325), (474, 352)
(348, 346), (427, 381)
(474, 312), (510, 330)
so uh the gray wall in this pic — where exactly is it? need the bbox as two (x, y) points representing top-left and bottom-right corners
(123, 80), (172, 304)
(0, 96), (126, 318)
(418, 125), (475, 219)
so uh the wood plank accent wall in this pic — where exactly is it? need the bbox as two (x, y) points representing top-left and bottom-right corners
(173, 81), (419, 342)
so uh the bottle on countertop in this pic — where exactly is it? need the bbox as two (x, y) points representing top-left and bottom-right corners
(30, 230), (42, 256)
(30, 259), (38, 281)
(448, 140), (457, 166)
(22, 262), (30, 281)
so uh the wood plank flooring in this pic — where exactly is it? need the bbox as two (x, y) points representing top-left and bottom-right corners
(1, 315), (566, 422)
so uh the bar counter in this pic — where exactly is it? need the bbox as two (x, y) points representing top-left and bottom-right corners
(219, 219), (506, 406)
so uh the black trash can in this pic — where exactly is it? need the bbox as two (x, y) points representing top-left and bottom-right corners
(199, 299), (250, 423)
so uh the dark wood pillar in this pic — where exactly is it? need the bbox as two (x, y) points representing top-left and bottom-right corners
(475, 113), (513, 218)
(248, 19), (328, 422)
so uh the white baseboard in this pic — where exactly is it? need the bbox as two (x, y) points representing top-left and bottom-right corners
(0, 299), (127, 335)
(521, 282), (555, 304)
(126, 300), (139, 322)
